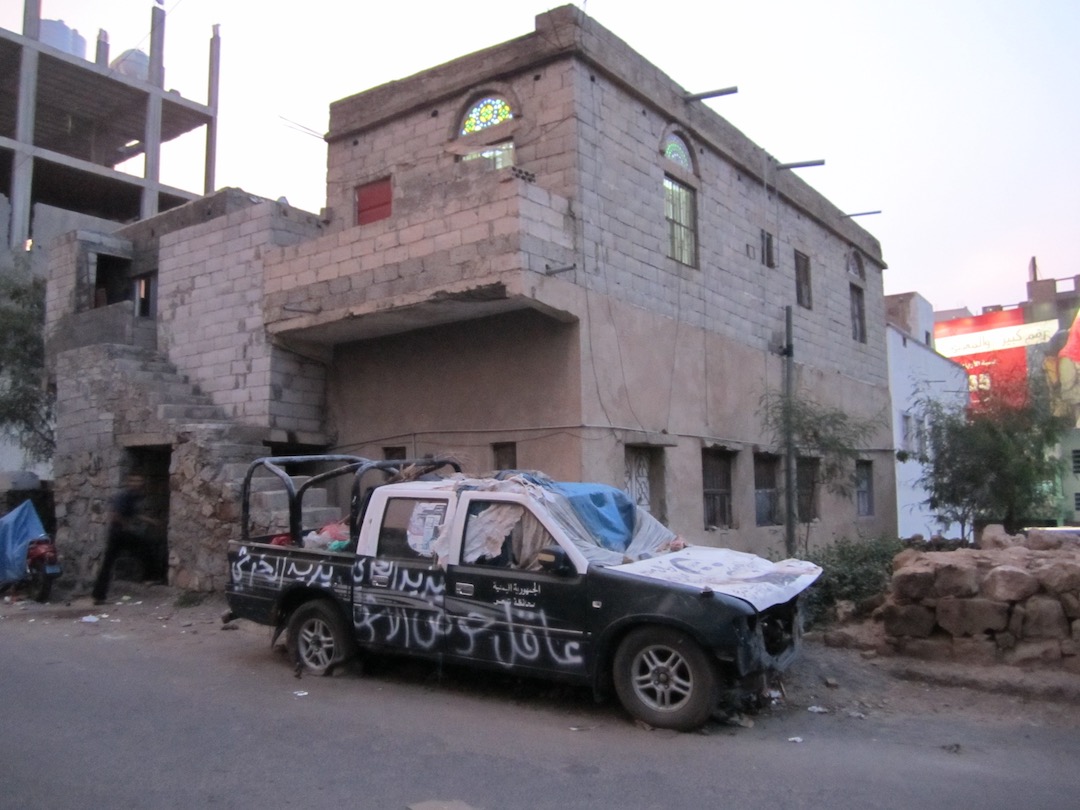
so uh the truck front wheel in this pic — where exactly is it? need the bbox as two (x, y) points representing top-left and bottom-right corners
(613, 626), (718, 731)
(286, 600), (354, 676)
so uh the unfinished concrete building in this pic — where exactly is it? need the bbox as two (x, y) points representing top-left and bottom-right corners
(1, 0), (218, 268)
(46, 6), (895, 591)
(2, 0), (217, 531)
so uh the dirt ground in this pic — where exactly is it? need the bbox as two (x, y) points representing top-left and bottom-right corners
(5, 580), (1080, 730)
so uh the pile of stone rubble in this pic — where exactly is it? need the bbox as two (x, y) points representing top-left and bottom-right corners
(879, 525), (1080, 671)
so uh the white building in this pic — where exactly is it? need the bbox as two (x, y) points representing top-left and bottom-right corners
(886, 293), (968, 538)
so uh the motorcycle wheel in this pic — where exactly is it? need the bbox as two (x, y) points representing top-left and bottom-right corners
(28, 566), (52, 603)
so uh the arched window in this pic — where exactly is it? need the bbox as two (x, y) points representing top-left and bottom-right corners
(663, 133), (692, 171)
(459, 96), (516, 168)
(461, 96), (514, 135)
(661, 132), (696, 266)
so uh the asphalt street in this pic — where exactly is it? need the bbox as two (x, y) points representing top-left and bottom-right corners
(2, 591), (1079, 809)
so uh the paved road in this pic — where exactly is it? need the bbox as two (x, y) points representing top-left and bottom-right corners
(2, 591), (1078, 809)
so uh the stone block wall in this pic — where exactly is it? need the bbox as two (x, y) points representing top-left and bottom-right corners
(156, 199), (326, 435)
(880, 529), (1080, 671)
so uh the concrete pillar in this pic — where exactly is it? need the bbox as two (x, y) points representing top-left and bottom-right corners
(10, 44), (38, 248)
(204, 24), (221, 195)
(22, 0), (41, 39)
(141, 4), (166, 220)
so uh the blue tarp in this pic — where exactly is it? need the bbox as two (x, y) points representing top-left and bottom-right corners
(0, 501), (47, 583)
(549, 482), (637, 552)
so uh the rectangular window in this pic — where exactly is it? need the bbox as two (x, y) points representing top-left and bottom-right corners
(796, 457), (819, 522)
(702, 449), (735, 529)
(462, 141), (515, 169)
(794, 250), (812, 309)
(383, 446), (407, 461)
(1074, 492), (1080, 512)
(492, 442), (517, 470)
(850, 283), (867, 343)
(855, 460), (874, 516)
(625, 445), (665, 519)
(664, 176), (697, 267)
(760, 229), (776, 268)
(901, 413), (915, 453)
(1072, 449), (1080, 474)
(754, 453), (781, 526)
(376, 498), (447, 559)
(356, 177), (392, 225)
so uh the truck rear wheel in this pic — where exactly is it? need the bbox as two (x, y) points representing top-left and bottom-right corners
(286, 600), (354, 676)
(613, 626), (718, 731)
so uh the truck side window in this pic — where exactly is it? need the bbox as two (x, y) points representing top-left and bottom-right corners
(462, 501), (554, 570)
(377, 499), (446, 559)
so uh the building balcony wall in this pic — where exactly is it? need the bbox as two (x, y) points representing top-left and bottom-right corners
(263, 168), (580, 345)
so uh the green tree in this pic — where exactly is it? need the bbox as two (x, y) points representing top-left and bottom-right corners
(760, 389), (883, 553)
(0, 261), (54, 462)
(915, 379), (1065, 538)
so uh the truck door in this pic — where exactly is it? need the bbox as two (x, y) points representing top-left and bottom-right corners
(443, 495), (590, 679)
(352, 495), (449, 656)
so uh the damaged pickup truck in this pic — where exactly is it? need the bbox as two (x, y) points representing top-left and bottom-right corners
(224, 456), (821, 731)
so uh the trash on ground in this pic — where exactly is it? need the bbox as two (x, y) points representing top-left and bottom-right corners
(80, 615), (100, 623)
(807, 705), (830, 714)
(788, 736), (804, 743)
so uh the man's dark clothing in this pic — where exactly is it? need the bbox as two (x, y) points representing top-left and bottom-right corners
(92, 487), (157, 602)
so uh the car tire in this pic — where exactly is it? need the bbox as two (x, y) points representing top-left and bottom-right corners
(613, 626), (718, 731)
(286, 600), (354, 676)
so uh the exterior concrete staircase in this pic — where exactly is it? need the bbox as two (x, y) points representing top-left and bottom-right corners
(232, 465), (345, 540)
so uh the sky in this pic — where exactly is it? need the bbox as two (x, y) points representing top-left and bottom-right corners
(4, 0), (1079, 315)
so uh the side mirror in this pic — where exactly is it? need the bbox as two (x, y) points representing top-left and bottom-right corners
(535, 545), (574, 576)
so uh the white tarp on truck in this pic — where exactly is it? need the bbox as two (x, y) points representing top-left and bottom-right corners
(614, 547), (822, 612)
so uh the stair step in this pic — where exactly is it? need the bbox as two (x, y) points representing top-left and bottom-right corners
(157, 404), (224, 420)
(249, 505), (344, 535)
(251, 488), (328, 510)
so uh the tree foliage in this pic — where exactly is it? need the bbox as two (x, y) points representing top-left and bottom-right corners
(760, 389), (882, 498)
(760, 388), (884, 553)
(0, 263), (54, 462)
(914, 380), (1065, 537)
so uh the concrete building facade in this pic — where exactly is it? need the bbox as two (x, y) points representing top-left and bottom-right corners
(47, 7), (896, 591)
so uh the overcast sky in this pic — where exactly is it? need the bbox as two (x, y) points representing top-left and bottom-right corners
(5, 0), (1079, 315)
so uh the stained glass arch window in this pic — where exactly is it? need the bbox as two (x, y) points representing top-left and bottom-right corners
(461, 96), (514, 135)
(663, 133), (692, 171)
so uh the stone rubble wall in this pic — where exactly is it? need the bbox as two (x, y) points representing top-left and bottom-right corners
(879, 525), (1080, 672)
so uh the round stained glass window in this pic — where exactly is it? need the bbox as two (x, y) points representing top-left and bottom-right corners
(663, 134), (692, 170)
(462, 97), (514, 135)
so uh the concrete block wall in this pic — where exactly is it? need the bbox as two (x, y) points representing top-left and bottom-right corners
(156, 200), (326, 434)
(570, 61), (887, 389)
(263, 169), (575, 331)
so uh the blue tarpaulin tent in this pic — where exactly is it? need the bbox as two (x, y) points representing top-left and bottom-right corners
(0, 501), (47, 583)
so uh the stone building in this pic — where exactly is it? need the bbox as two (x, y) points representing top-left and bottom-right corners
(46, 6), (895, 591)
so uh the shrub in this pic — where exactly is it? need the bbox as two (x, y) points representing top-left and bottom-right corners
(801, 536), (903, 627)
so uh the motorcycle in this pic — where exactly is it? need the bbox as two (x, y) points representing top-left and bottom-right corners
(0, 500), (62, 603)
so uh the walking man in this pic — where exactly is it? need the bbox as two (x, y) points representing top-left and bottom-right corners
(92, 475), (158, 604)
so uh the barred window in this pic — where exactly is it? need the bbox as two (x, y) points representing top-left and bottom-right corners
(795, 250), (812, 309)
(850, 283), (867, 343)
(664, 176), (697, 267)
(761, 229), (776, 268)
(754, 453), (781, 526)
(796, 457), (819, 522)
(702, 449), (735, 529)
(855, 461), (874, 516)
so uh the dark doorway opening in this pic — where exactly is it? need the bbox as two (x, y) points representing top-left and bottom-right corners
(113, 446), (171, 583)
